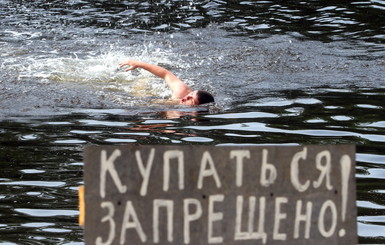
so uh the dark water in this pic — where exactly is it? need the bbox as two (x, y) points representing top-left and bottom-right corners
(1, 0), (385, 244)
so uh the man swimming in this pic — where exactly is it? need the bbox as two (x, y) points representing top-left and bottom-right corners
(119, 60), (214, 105)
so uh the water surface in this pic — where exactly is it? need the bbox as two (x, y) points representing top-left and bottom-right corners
(1, 0), (385, 244)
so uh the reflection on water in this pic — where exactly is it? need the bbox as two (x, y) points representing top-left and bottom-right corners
(1, 0), (385, 244)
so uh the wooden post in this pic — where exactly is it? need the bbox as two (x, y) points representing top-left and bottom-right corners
(78, 185), (85, 226)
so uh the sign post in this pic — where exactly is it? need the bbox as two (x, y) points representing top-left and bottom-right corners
(83, 145), (357, 244)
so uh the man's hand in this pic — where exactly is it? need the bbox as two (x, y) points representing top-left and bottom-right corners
(119, 60), (139, 71)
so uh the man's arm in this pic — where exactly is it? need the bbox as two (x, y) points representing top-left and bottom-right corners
(119, 60), (192, 99)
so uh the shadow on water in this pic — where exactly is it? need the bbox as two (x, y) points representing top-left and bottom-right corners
(1, 0), (385, 244)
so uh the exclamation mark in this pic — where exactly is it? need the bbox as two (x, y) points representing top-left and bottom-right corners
(339, 154), (351, 237)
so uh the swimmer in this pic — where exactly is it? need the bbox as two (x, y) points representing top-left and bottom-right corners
(119, 60), (214, 105)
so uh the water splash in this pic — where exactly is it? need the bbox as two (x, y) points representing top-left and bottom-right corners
(1, 38), (187, 113)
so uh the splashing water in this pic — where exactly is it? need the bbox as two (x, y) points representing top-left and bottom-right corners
(1, 37), (198, 114)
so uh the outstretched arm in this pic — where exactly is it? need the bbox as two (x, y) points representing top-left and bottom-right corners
(119, 60), (192, 99)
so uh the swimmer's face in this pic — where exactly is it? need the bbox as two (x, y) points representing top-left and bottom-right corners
(180, 90), (199, 105)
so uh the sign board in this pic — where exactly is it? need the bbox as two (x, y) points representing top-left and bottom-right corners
(84, 145), (357, 245)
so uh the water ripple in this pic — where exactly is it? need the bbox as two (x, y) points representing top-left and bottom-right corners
(1, 0), (384, 44)
(0, 181), (66, 187)
(15, 208), (79, 217)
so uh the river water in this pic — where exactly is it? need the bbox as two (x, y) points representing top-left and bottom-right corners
(1, 0), (385, 244)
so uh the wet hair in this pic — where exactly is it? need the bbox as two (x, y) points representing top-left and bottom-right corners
(196, 90), (214, 105)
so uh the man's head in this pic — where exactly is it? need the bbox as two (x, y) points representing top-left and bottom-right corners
(181, 90), (214, 105)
